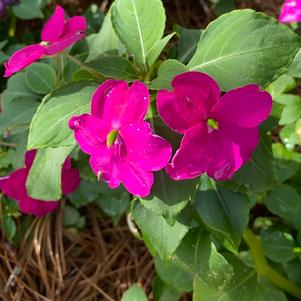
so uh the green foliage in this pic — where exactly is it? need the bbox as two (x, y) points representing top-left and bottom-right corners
(13, 0), (47, 20)
(188, 10), (301, 90)
(121, 284), (148, 301)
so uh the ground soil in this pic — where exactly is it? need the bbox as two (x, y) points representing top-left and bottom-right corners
(0, 1), (284, 300)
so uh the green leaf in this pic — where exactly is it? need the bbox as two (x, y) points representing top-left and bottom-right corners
(112, 0), (166, 66)
(176, 228), (233, 288)
(177, 26), (202, 63)
(96, 192), (130, 225)
(121, 284), (147, 301)
(63, 205), (81, 227)
(131, 201), (189, 259)
(86, 10), (124, 62)
(152, 276), (182, 301)
(13, 0), (46, 19)
(150, 59), (188, 90)
(154, 257), (193, 292)
(188, 10), (301, 91)
(28, 81), (97, 149)
(25, 63), (57, 95)
(265, 184), (301, 226)
(147, 33), (175, 67)
(283, 259), (301, 286)
(211, 0), (236, 16)
(26, 145), (74, 200)
(195, 182), (250, 251)
(2, 73), (39, 107)
(140, 171), (198, 221)
(288, 48), (301, 78)
(2, 217), (17, 241)
(266, 74), (296, 99)
(280, 98), (301, 125)
(0, 99), (39, 136)
(87, 56), (137, 80)
(262, 287), (287, 301)
(280, 124), (299, 149)
(193, 255), (266, 301)
(261, 228), (296, 263)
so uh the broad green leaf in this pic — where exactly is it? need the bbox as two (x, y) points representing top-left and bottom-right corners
(188, 10), (301, 91)
(25, 63), (57, 95)
(177, 26), (202, 63)
(2, 73), (39, 107)
(150, 59), (188, 90)
(266, 184), (301, 226)
(87, 56), (137, 80)
(13, 0), (46, 19)
(131, 201), (189, 259)
(263, 287), (287, 301)
(28, 81), (97, 149)
(84, 4), (105, 33)
(275, 94), (301, 106)
(0, 98), (39, 136)
(211, 0), (236, 15)
(86, 10), (124, 62)
(2, 217), (16, 241)
(147, 33), (175, 67)
(193, 255), (266, 301)
(63, 205), (81, 227)
(154, 257), (193, 292)
(261, 228), (296, 263)
(176, 228), (233, 288)
(140, 171), (198, 221)
(283, 259), (301, 286)
(195, 182), (250, 251)
(112, 0), (166, 66)
(26, 145), (74, 200)
(121, 284), (147, 301)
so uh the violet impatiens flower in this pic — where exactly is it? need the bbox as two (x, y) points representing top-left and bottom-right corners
(0, 150), (80, 217)
(157, 72), (272, 181)
(279, 0), (301, 23)
(4, 5), (86, 77)
(69, 80), (172, 197)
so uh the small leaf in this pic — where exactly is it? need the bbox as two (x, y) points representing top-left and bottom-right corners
(26, 145), (74, 200)
(121, 284), (147, 301)
(3, 217), (16, 241)
(13, 0), (46, 19)
(288, 48), (301, 78)
(261, 228), (296, 263)
(25, 63), (57, 95)
(266, 74), (296, 99)
(131, 201), (189, 259)
(150, 59), (188, 90)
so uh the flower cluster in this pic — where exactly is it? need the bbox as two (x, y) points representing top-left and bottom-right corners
(69, 73), (272, 197)
(0, 150), (80, 216)
(4, 5), (86, 77)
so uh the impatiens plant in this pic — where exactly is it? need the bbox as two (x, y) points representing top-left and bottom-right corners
(1, 0), (301, 300)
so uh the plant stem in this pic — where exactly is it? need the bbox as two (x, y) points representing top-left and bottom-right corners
(65, 54), (104, 81)
(55, 54), (64, 84)
(0, 141), (16, 148)
(8, 12), (16, 38)
(243, 228), (301, 300)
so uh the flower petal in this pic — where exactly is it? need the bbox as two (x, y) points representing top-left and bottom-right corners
(206, 132), (243, 181)
(18, 197), (59, 217)
(119, 161), (154, 197)
(91, 80), (149, 129)
(119, 122), (172, 171)
(44, 32), (85, 55)
(62, 16), (86, 36)
(279, 0), (301, 23)
(89, 144), (122, 189)
(4, 44), (46, 77)
(69, 114), (110, 154)
(24, 150), (37, 168)
(41, 5), (65, 42)
(157, 71), (220, 133)
(166, 124), (210, 180)
(62, 166), (80, 195)
(211, 84), (272, 128)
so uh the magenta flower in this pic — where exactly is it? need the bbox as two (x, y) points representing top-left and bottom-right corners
(4, 5), (86, 77)
(0, 150), (80, 217)
(157, 72), (272, 181)
(279, 0), (301, 23)
(69, 80), (172, 197)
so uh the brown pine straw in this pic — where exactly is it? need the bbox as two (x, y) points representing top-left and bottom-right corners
(0, 204), (192, 301)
